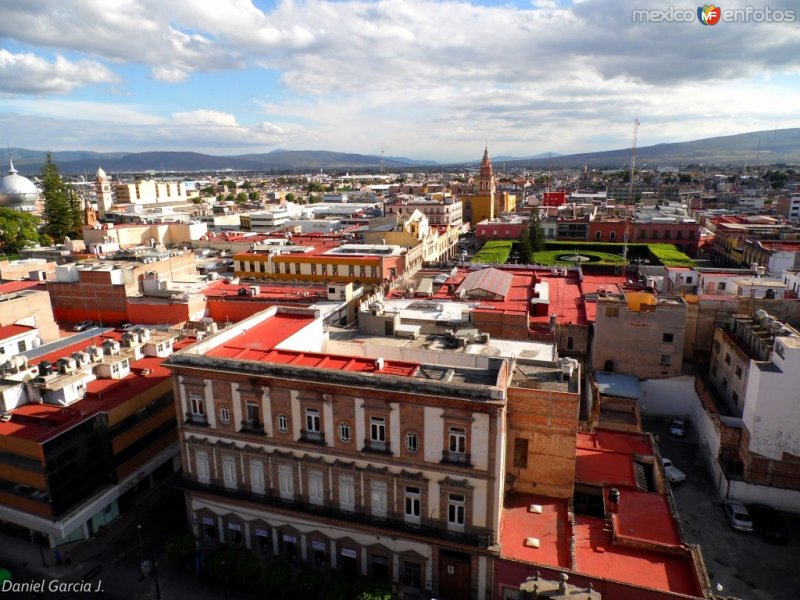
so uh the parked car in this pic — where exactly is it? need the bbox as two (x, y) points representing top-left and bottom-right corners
(661, 457), (686, 484)
(669, 418), (687, 437)
(749, 504), (789, 544)
(723, 499), (754, 533)
(73, 320), (95, 332)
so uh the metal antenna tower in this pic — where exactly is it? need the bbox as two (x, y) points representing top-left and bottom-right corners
(623, 113), (640, 263)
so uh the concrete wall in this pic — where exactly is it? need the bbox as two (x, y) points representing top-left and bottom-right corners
(639, 375), (698, 418)
(0, 291), (60, 343)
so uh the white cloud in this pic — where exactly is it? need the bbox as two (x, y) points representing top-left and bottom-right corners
(0, 1), (799, 158)
(0, 49), (119, 94)
(172, 110), (238, 126)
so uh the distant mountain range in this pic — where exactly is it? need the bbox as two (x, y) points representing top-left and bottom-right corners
(6, 128), (800, 174)
(499, 129), (800, 169)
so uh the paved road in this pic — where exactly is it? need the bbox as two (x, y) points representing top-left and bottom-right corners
(646, 417), (800, 600)
(0, 479), (250, 599)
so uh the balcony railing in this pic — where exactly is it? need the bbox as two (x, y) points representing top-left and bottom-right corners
(300, 430), (325, 445)
(441, 450), (471, 467)
(177, 474), (494, 549)
(363, 439), (391, 455)
(185, 412), (209, 426)
(240, 419), (264, 434)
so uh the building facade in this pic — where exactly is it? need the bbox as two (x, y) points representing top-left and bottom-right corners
(168, 307), (508, 600)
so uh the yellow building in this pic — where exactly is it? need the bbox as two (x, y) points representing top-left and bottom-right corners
(461, 147), (517, 225)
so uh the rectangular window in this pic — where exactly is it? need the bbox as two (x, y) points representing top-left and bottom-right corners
(718, 282), (726, 291)
(724, 353), (731, 365)
(250, 460), (265, 493)
(196, 450), (210, 484)
(605, 306), (619, 318)
(321, 264), (328, 276)
(245, 402), (260, 427)
(278, 465), (293, 499)
(660, 354), (672, 366)
(294, 263), (301, 275)
(732, 391), (740, 404)
(371, 481), (388, 518)
(566, 336), (574, 351)
(513, 438), (528, 469)
(403, 561), (422, 588)
(348, 265), (355, 277)
(339, 476), (356, 512)
(189, 392), (205, 416)
(448, 427), (467, 457)
(447, 494), (466, 531)
(17, 340), (26, 353)
(662, 332), (674, 343)
(308, 470), (325, 506)
(735, 365), (743, 379)
(222, 456), (237, 489)
(370, 417), (386, 442)
(404, 486), (421, 525)
(305, 408), (320, 433)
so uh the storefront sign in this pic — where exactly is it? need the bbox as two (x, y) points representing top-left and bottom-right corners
(341, 548), (358, 558)
(311, 541), (326, 551)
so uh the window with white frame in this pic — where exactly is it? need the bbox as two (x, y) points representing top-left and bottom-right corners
(277, 413), (288, 433)
(189, 392), (205, 416)
(405, 431), (419, 453)
(222, 456), (237, 489)
(219, 405), (231, 425)
(278, 465), (293, 499)
(196, 450), (210, 484)
(308, 470), (325, 506)
(449, 427), (467, 455)
(305, 408), (320, 433)
(339, 421), (351, 443)
(447, 494), (465, 531)
(371, 480), (388, 518)
(339, 476), (356, 512)
(370, 417), (386, 442)
(404, 486), (421, 525)
(250, 460), (265, 493)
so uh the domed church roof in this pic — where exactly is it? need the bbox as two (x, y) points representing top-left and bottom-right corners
(0, 159), (38, 208)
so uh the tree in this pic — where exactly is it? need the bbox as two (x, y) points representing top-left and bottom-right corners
(517, 225), (534, 264)
(165, 533), (196, 568)
(528, 210), (546, 252)
(285, 192), (296, 203)
(235, 192), (248, 204)
(0, 208), (43, 254)
(308, 181), (324, 193)
(41, 153), (74, 241)
(248, 191), (260, 201)
(67, 187), (83, 238)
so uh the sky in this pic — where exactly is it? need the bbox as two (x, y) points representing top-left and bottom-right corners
(1, 0), (800, 162)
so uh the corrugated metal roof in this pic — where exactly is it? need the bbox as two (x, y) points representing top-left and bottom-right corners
(456, 267), (513, 300)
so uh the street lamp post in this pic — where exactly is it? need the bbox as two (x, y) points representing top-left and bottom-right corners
(137, 524), (143, 565)
(153, 560), (161, 600)
(221, 560), (229, 600)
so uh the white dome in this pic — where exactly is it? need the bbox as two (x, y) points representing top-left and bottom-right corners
(96, 166), (108, 181)
(0, 160), (38, 208)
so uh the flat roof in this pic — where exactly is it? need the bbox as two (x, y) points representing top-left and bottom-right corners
(0, 324), (36, 340)
(500, 494), (571, 568)
(0, 335), (189, 444)
(593, 371), (641, 399)
(573, 516), (697, 596)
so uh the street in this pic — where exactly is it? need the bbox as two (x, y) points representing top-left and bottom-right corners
(646, 417), (800, 600)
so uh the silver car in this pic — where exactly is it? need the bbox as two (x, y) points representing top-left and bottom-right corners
(724, 499), (754, 533)
(661, 457), (686, 484)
